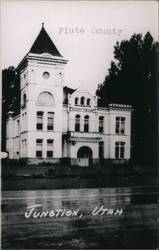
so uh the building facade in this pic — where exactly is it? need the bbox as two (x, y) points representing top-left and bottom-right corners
(6, 25), (132, 166)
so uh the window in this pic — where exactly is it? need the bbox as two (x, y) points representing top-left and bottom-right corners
(87, 98), (91, 106)
(75, 115), (80, 132)
(99, 116), (104, 133)
(81, 96), (85, 105)
(43, 71), (50, 79)
(17, 120), (20, 134)
(116, 117), (125, 134)
(38, 92), (54, 106)
(75, 97), (78, 105)
(84, 115), (89, 132)
(23, 93), (27, 107)
(47, 139), (54, 158)
(47, 112), (54, 130)
(37, 111), (43, 130)
(36, 139), (43, 158)
(115, 142), (125, 159)
(99, 141), (104, 159)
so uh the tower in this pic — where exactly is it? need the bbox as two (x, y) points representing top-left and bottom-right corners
(17, 24), (68, 163)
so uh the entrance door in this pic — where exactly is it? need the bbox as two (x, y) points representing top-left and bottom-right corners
(77, 146), (92, 167)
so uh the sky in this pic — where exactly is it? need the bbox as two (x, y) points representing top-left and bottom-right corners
(1, 1), (158, 94)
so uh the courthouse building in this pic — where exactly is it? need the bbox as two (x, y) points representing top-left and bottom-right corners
(6, 25), (132, 166)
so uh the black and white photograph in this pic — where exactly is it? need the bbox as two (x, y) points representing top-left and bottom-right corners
(1, 0), (158, 249)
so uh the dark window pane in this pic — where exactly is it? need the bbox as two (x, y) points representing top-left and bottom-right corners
(75, 124), (80, 132)
(99, 127), (103, 133)
(81, 97), (85, 105)
(47, 139), (53, 144)
(36, 139), (43, 143)
(75, 98), (78, 105)
(36, 151), (42, 157)
(47, 125), (53, 130)
(47, 151), (53, 157)
(84, 124), (89, 132)
(37, 124), (43, 130)
(37, 111), (43, 116)
(115, 147), (119, 158)
(120, 147), (124, 158)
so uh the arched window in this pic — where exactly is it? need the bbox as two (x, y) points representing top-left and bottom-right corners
(75, 97), (78, 105)
(84, 115), (89, 132)
(75, 114), (80, 132)
(87, 98), (91, 106)
(81, 96), (85, 106)
(38, 92), (54, 106)
(23, 93), (27, 106)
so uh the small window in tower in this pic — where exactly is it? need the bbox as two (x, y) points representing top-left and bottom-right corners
(43, 71), (50, 79)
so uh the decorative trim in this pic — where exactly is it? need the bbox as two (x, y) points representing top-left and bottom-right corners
(68, 137), (101, 143)
(69, 107), (97, 113)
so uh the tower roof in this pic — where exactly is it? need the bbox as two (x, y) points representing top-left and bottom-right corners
(29, 24), (62, 57)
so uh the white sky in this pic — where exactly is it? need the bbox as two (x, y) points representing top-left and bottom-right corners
(1, 1), (158, 93)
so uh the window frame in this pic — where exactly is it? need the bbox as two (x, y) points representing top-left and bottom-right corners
(36, 138), (43, 158)
(115, 117), (125, 134)
(36, 111), (44, 130)
(75, 114), (80, 132)
(115, 141), (125, 159)
(99, 116), (104, 133)
(84, 115), (89, 132)
(81, 96), (85, 106)
(75, 97), (78, 105)
(47, 112), (54, 131)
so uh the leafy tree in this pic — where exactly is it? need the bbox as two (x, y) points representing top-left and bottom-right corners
(96, 32), (158, 166)
(2, 67), (20, 151)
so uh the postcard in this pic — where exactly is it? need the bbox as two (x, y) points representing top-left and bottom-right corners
(1, 1), (158, 249)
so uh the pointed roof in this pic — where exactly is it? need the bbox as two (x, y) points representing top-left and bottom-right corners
(29, 24), (62, 57)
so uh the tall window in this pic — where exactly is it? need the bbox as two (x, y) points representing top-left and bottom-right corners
(115, 142), (125, 159)
(75, 97), (78, 105)
(37, 111), (43, 130)
(84, 115), (89, 132)
(23, 93), (27, 107)
(36, 139), (43, 158)
(17, 120), (20, 134)
(99, 141), (104, 159)
(81, 96), (85, 105)
(99, 116), (104, 133)
(47, 139), (54, 158)
(75, 115), (80, 132)
(116, 117), (125, 134)
(87, 98), (91, 106)
(47, 112), (54, 130)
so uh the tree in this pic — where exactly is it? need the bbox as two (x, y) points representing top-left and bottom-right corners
(96, 32), (158, 166)
(2, 67), (20, 151)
